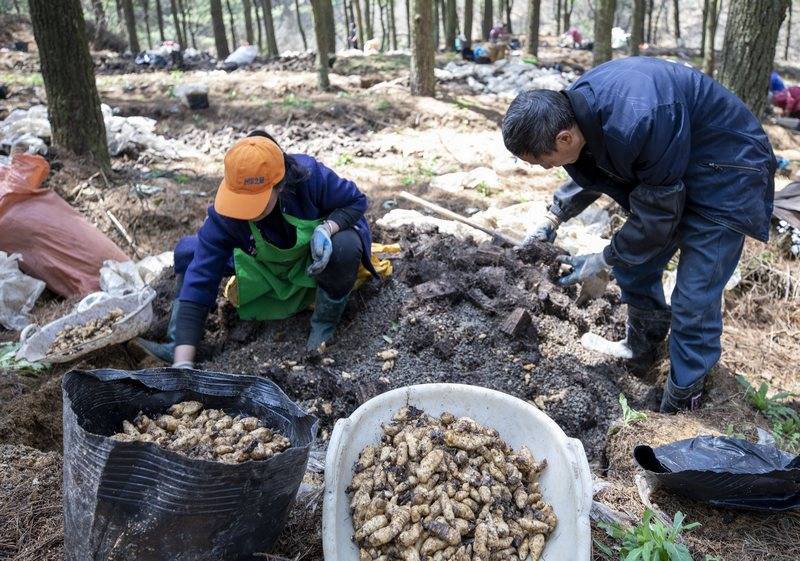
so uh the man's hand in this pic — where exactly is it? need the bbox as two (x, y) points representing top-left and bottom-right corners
(557, 252), (609, 286)
(307, 221), (337, 276)
(520, 212), (560, 247)
(172, 361), (194, 369)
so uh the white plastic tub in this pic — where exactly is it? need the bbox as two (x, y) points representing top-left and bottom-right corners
(322, 383), (592, 561)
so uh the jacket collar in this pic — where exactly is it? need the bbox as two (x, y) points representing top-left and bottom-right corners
(563, 88), (606, 164)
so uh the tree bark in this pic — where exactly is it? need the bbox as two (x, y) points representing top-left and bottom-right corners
(444, 0), (456, 49)
(121, 0), (140, 52)
(652, 0), (665, 44)
(243, 0), (254, 44)
(260, 0), (279, 55)
(91, 0), (108, 49)
(785, 0), (792, 60)
(645, 0), (653, 43)
(464, 0), (473, 48)
(225, 0), (238, 48)
(210, 0), (230, 57)
(504, 0), (512, 33)
(672, 0), (679, 40)
(310, 0), (330, 89)
(29, 0), (109, 166)
(293, 0), (309, 49)
(353, 0), (365, 47)
(481, 0), (491, 40)
(406, 0), (411, 46)
(719, 0), (788, 118)
(177, 0), (189, 47)
(562, 0), (573, 31)
(389, 0), (398, 48)
(555, 0), (561, 34)
(141, 0), (153, 49)
(593, 0), (614, 65)
(438, 0), (446, 47)
(253, 0), (263, 48)
(630, 0), (643, 54)
(169, 0), (184, 46)
(365, 0), (373, 37)
(433, 0), (439, 47)
(154, 0), (165, 41)
(115, 0), (123, 28)
(526, 0), (539, 55)
(701, 0), (718, 74)
(410, 0), (434, 95)
(378, 0), (387, 49)
(323, 0), (336, 52)
(699, 0), (708, 55)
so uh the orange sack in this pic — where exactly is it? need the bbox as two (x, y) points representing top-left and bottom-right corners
(0, 154), (129, 297)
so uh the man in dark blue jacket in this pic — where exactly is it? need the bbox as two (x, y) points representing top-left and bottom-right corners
(502, 57), (776, 412)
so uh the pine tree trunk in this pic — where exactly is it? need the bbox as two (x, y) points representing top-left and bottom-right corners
(254, 0), (263, 48)
(344, 0), (351, 46)
(593, 0), (614, 65)
(177, 0), (189, 47)
(445, 0), (456, 50)
(631, 0), (644, 55)
(379, 0), (387, 49)
(652, 0), (665, 44)
(526, 0), (539, 55)
(12, 0), (21, 14)
(438, 0), (446, 46)
(243, 0), (254, 44)
(410, 0), (434, 95)
(672, 0), (679, 40)
(115, 0), (123, 28)
(701, 0), (718, 74)
(562, 0), (571, 31)
(169, 0), (184, 46)
(433, 0), (439, 47)
(226, 0), (238, 47)
(646, 0), (654, 43)
(210, 0), (230, 57)
(261, 0), (279, 55)
(122, 0), (140, 52)
(354, 0), (365, 47)
(719, 0), (788, 118)
(481, 0), (491, 39)
(463, 0), (473, 48)
(91, 0), (108, 49)
(505, 0), (512, 33)
(141, 0), (153, 49)
(699, 0), (707, 55)
(555, 0), (561, 34)
(406, 0), (411, 46)
(155, 0), (165, 41)
(294, 0), (309, 49)
(364, 0), (373, 37)
(323, 0), (336, 52)
(310, 0), (330, 88)
(389, 0), (397, 49)
(785, 0), (792, 60)
(29, 0), (109, 166)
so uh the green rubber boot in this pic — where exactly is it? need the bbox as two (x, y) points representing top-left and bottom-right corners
(306, 288), (350, 352)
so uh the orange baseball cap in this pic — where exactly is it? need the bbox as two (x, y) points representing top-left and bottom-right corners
(214, 136), (286, 220)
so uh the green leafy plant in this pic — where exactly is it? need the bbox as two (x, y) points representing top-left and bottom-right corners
(737, 375), (800, 452)
(282, 93), (313, 109)
(475, 181), (492, 197)
(336, 153), (354, 166)
(620, 394), (648, 426)
(376, 99), (392, 111)
(0, 342), (49, 374)
(723, 423), (747, 440)
(596, 509), (699, 561)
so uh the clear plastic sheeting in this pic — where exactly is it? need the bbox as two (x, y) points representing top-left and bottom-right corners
(0, 251), (46, 331)
(224, 45), (258, 66)
(100, 252), (174, 296)
(435, 59), (576, 97)
(0, 104), (199, 160)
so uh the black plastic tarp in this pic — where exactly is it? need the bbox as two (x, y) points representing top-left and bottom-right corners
(634, 436), (800, 511)
(62, 368), (318, 561)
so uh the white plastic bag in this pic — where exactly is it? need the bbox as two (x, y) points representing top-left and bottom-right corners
(224, 45), (258, 66)
(100, 251), (173, 296)
(0, 251), (46, 331)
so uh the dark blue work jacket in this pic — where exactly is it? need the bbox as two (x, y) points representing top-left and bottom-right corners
(175, 154), (374, 307)
(553, 57), (776, 268)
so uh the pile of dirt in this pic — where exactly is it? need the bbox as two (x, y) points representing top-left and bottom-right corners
(0, 444), (63, 561)
(0, 375), (63, 452)
(201, 229), (636, 461)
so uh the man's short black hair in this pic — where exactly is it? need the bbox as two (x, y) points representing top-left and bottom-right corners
(247, 129), (309, 189)
(501, 90), (576, 158)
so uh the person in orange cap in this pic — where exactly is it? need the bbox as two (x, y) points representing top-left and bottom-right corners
(135, 131), (376, 367)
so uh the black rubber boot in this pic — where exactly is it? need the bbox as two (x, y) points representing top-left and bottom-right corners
(660, 374), (705, 413)
(306, 288), (350, 352)
(625, 305), (672, 376)
(132, 301), (180, 364)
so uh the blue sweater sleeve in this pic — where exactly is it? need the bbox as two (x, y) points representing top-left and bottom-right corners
(179, 209), (236, 307)
(305, 156), (368, 229)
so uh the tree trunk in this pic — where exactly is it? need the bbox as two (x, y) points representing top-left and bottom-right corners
(323, 0), (336, 52)
(310, 0), (330, 89)
(378, 0), (387, 49)
(444, 0), (456, 49)
(719, 0), (788, 118)
(141, 0), (153, 49)
(785, 0), (792, 60)
(225, 0), (238, 47)
(114, 0), (123, 27)
(365, 0), (373, 38)
(389, 0), (398, 48)
(406, 0), (411, 46)
(630, 0), (643, 55)
(260, 0), (279, 55)
(463, 0), (473, 48)
(481, 0), (491, 39)
(555, 0), (561, 35)
(154, 0), (165, 41)
(562, 0), (572, 31)
(210, 0), (230, 57)
(410, 0), (434, 95)
(701, 0), (718, 74)
(12, 0), (21, 14)
(293, 0), (309, 49)
(593, 0), (614, 65)
(121, 0), (140, 52)
(672, 0), (679, 40)
(438, 0), (446, 47)
(652, 0), (665, 44)
(177, 0), (189, 47)
(699, 0), (708, 55)
(254, 0), (263, 48)
(169, 0), (184, 46)
(433, 0), (439, 47)
(354, 0), (365, 47)
(505, 0), (512, 32)
(526, 0), (539, 55)
(646, 0), (654, 43)
(91, 0), (108, 49)
(343, 0), (351, 46)
(29, 0), (109, 166)
(243, 0), (254, 44)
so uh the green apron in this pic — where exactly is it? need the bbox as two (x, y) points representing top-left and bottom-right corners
(232, 214), (322, 321)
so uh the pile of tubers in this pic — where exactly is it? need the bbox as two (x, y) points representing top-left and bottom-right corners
(348, 407), (557, 561)
(50, 308), (124, 354)
(111, 400), (291, 463)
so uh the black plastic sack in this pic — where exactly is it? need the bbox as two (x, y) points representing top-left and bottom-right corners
(62, 368), (318, 561)
(634, 436), (800, 511)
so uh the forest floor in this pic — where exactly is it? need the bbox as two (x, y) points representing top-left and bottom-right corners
(2, 18), (800, 561)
